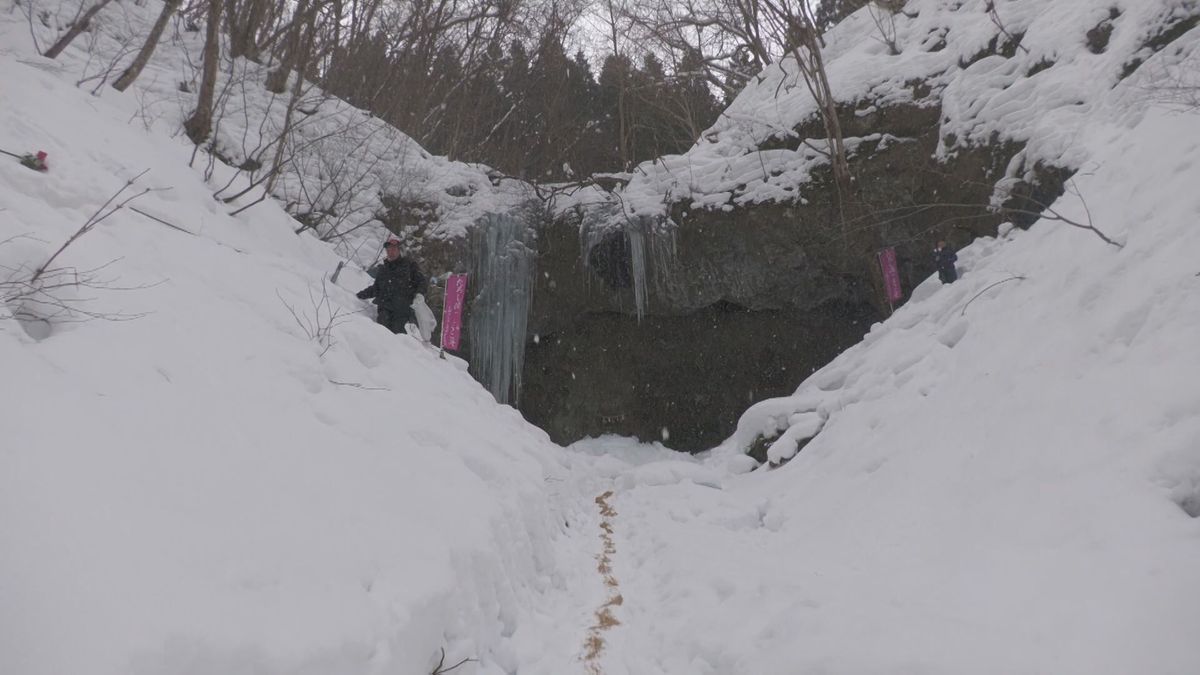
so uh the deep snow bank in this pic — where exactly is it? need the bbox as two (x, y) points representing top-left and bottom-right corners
(0, 16), (597, 675)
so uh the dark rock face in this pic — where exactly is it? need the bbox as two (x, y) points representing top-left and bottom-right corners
(515, 99), (1068, 452)
(522, 301), (874, 452)
(394, 99), (1069, 453)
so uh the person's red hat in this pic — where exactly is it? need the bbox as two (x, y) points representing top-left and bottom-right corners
(384, 238), (400, 247)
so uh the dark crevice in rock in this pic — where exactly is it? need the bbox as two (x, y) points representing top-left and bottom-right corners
(587, 230), (634, 289)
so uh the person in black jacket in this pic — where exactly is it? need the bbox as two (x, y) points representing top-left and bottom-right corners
(934, 240), (958, 284)
(357, 238), (428, 334)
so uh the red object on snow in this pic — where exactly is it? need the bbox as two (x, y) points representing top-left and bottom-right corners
(36, 151), (48, 170)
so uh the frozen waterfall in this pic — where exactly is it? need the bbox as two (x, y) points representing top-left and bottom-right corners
(469, 212), (537, 406)
(581, 212), (676, 321)
(626, 217), (649, 321)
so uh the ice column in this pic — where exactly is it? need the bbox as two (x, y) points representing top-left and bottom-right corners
(469, 212), (536, 406)
(579, 212), (676, 322)
(625, 217), (650, 322)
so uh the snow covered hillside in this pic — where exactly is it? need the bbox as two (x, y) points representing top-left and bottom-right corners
(3, 0), (534, 266)
(0, 9), (604, 675)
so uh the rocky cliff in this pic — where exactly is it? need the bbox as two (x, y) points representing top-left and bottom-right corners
(513, 0), (1198, 451)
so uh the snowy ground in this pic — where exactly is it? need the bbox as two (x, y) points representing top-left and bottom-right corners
(4, 0), (1200, 674)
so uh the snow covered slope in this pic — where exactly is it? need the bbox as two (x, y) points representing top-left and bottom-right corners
(0, 11), (601, 675)
(3, 0), (534, 265)
(593, 102), (1200, 674)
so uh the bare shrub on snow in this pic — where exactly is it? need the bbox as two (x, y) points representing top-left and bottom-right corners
(276, 278), (353, 357)
(0, 171), (161, 336)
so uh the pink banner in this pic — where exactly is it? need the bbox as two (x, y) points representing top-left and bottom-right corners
(878, 248), (902, 303)
(440, 274), (468, 351)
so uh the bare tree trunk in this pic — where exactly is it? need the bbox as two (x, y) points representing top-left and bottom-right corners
(759, 0), (853, 212)
(264, 8), (317, 194)
(804, 42), (852, 205)
(184, 0), (224, 145)
(112, 0), (182, 91)
(265, 0), (308, 93)
(42, 0), (117, 59)
(228, 0), (269, 60)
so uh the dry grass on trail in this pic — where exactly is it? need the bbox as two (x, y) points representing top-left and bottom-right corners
(583, 490), (624, 675)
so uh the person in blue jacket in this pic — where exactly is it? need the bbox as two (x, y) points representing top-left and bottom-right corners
(934, 240), (958, 284)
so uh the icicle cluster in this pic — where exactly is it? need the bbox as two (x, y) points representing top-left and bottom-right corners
(469, 212), (537, 406)
(580, 211), (677, 322)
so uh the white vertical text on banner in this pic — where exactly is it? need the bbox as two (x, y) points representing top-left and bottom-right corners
(440, 274), (468, 350)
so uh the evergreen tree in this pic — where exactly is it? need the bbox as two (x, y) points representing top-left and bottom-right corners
(490, 40), (531, 176)
(565, 50), (603, 176)
(424, 45), (466, 153)
(672, 48), (722, 143)
(597, 53), (636, 170)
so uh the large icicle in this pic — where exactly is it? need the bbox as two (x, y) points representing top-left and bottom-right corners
(625, 217), (649, 321)
(580, 211), (676, 322)
(469, 212), (536, 406)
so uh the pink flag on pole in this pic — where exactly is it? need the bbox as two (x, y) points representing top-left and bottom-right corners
(878, 247), (903, 303)
(440, 274), (468, 351)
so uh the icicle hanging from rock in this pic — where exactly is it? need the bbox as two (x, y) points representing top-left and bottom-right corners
(625, 216), (649, 322)
(580, 211), (676, 322)
(469, 212), (536, 406)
